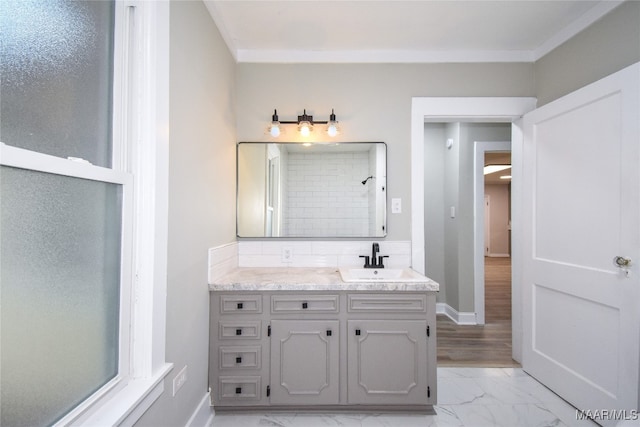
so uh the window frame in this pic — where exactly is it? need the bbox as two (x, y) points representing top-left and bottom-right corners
(0, 0), (171, 424)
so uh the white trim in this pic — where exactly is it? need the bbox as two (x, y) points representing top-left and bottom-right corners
(436, 303), (477, 326)
(510, 121), (524, 364)
(235, 49), (534, 64)
(186, 391), (215, 427)
(487, 253), (511, 258)
(128, 0), (170, 380)
(80, 363), (173, 427)
(1, 145), (131, 184)
(473, 140), (512, 326)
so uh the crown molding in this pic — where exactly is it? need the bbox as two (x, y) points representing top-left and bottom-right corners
(204, 0), (624, 64)
(236, 49), (535, 64)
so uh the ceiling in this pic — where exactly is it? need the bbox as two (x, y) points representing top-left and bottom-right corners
(204, 1), (622, 63)
(485, 152), (511, 185)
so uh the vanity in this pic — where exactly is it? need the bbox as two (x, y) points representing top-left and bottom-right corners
(208, 267), (439, 412)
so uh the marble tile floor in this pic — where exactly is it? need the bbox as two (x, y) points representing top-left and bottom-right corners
(211, 368), (599, 427)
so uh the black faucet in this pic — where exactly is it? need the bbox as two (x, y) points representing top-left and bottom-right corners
(360, 242), (389, 268)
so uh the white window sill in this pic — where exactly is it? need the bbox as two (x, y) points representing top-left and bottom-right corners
(80, 363), (173, 427)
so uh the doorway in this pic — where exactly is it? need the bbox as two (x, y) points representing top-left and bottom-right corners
(410, 96), (536, 365)
(483, 151), (512, 327)
(425, 129), (516, 366)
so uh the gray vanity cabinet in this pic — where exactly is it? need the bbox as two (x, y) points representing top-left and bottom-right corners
(347, 320), (428, 405)
(210, 290), (437, 410)
(270, 320), (340, 405)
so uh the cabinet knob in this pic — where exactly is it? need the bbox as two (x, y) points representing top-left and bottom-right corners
(355, 329), (361, 336)
(235, 328), (242, 336)
(236, 356), (242, 364)
(326, 329), (332, 336)
(237, 302), (243, 309)
(235, 387), (242, 394)
(302, 302), (308, 309)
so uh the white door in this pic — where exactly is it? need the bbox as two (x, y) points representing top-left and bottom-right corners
(522, 63), (639, 421)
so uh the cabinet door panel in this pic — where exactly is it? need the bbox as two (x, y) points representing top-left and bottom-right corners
(348, 320), (428, 404)
(270, 320), (339, 405)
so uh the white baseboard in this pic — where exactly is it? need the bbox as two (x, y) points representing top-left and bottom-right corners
(185, 391), (214, 427)
(436, 303), (477, 325)
(487, 253), (510, 258)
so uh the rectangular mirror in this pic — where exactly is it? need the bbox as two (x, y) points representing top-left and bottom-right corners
(237, 142), (387, 238)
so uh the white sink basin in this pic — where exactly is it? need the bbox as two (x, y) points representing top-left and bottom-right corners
(339, 267), (428, 283)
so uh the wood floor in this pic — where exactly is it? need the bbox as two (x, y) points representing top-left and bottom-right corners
(437, 257), (520, 367)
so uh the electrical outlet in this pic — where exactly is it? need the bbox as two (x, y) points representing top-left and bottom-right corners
(391, 198), (402, 214)
(282, 247), (292, 262)
(173, 365), (187, 396)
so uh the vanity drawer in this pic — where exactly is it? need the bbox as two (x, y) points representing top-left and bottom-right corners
(218, 321), (261, 339)
(218, 376), (262, 401)
(220, 294), (262, 314)
(348, 294), (427, 313)
(271, 295), (339, 313)
(219, 346), (261, 370)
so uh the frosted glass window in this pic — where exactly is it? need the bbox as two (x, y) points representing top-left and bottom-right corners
(0, 0), (115, 167)
(0, 166), (122, 427)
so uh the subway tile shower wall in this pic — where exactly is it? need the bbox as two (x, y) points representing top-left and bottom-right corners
(283, 151), (373, 237)
(237, 241), (412, 269)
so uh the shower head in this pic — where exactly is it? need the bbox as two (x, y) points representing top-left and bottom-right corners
(361, 176), (374, 185)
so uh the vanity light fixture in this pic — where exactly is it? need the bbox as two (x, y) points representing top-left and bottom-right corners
(267, 109), (340, 138)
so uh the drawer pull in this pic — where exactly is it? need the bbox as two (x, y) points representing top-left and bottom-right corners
(236, 356), (242, 364)
(355, 329), (361, 336)
(237, 302), (243, 309)
(235, 328), (242, 336)
(302, 302), (308, 309)
(326, 329), (332, 337)
(235, 387), (242, 394)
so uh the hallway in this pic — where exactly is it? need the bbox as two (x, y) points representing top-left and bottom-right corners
(437, 257), (518, 367)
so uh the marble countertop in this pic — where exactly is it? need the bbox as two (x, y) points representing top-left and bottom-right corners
(209, 267), (440, 292)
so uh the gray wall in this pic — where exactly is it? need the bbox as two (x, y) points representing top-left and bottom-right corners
(135, 1), (236, 425)
(236, 63), (535, 241)
(423, 124), (446, 304)
(535, 1), (640, 106)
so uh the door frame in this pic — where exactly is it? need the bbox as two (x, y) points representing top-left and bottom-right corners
(410, 97), (535, 362)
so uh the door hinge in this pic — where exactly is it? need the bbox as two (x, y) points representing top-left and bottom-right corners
(427, 326), (430, 337)
(427, 386), (431, 398)
(266, 385), (271, 397)
(268, 325), (271, 337)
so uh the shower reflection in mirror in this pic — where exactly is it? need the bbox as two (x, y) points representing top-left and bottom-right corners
(237, 142), (387, 238)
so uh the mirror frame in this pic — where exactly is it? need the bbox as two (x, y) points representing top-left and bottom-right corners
(236, 141), (387, 239)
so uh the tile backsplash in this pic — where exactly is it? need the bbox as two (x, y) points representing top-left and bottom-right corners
(238, 240), (411, 269)
(208, 242), (239, 284)
(208, 241), (412, 283)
